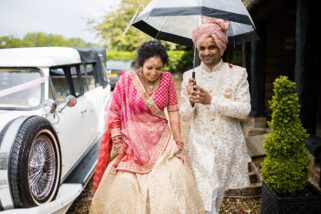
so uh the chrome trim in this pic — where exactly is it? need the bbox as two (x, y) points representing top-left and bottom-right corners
(0, 116), (30, 209)
(0, 183), (82, 214)
(82, 160), (97, 187)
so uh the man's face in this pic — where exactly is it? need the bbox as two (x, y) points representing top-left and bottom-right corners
(198, 37), (221, 68)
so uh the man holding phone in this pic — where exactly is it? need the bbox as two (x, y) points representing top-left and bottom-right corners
(179, 17), (251, 214)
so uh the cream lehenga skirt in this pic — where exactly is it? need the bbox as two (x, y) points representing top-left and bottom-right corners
(90, 139), (204, 214)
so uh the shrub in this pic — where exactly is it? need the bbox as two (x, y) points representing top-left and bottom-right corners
(166, 50), (193, 73)
(261, 76), (310, 194)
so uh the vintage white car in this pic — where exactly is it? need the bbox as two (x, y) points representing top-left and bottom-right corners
(0, 47), (111, 213)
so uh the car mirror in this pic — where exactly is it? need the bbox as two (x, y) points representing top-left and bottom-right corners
(58, 95), (77, 112)
(42, 99), (57, 114)
(66, 95), (77, 107)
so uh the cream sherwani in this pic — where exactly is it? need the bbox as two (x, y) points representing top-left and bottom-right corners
(179, 60), (251, 213)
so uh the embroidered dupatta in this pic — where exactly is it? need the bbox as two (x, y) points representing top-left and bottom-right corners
(93, 71), (172, 190)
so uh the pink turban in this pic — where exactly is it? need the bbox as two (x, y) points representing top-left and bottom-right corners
(192, 17), (230, 56)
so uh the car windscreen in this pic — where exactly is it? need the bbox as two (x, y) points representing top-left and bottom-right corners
(0, 68), (43, 109)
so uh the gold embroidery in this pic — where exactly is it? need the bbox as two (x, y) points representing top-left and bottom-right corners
(168, 104), (179, 112)
(131, 71), (166, 119)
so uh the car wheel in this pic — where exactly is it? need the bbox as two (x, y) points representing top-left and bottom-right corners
(9, 116), (61, 208)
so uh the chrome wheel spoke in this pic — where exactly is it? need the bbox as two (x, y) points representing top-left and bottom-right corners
(28, 134), (56, 201)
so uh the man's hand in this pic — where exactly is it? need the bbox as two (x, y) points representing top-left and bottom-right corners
(190, 85), (212, 105)
(187, 78), (197, 106)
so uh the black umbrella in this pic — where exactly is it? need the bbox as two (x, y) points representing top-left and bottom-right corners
(130, 0), (258, 47)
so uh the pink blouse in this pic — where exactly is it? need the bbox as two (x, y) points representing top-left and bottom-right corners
(139, 71), (178, 112)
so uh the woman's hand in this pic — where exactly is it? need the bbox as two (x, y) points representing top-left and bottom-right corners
(110, 153), (125, 175)
(110, 136), (126, 174)
(175, 146), (187, 164)
(174, 138), (186, 163)
(112, 136), (126, 155)
(175, 140), (184, 151)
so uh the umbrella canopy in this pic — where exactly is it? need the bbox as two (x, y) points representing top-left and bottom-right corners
(131, 0), (258, 46)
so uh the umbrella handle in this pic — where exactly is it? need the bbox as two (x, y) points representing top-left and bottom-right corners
(192, 45), (197, 90)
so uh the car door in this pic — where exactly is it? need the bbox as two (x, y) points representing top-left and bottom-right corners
(78, 64), (99, 147)
(68, 65), (99, 159)
(80, 63), (111, 140)
(49, 66), (86, 179)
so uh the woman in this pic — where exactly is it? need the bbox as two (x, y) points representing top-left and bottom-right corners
(90, 40), (203, 214)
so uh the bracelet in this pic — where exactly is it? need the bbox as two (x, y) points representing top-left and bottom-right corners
(112, 143), (124, 150)
(112, 136), (125, 151)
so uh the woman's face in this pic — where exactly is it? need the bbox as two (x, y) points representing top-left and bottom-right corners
(142, 56), (163, 83)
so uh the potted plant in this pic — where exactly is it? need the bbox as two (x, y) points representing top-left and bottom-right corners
(261, 76), (321, 214)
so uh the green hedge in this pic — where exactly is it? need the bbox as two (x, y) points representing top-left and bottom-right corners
(107, 50), (193, 73)
(107, 51), (136, 61)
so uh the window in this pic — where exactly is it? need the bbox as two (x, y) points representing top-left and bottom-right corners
(70, 66), (82, 97)
(0, 68), (42, 109)
(50, 67), (71, 105)
(80, 65), (89, 92)
(98, 54), (108, 87)
(85, 64), (97, 90)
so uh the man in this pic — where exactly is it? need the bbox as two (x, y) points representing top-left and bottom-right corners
(179, 18), (251, 214)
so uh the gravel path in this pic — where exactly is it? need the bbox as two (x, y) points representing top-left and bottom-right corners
(67, 184), (261, 213)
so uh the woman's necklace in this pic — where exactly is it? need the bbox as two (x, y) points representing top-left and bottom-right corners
(141, 72), (157, 92)
(147, 82), (156, 92)
(141, 74), (158, 92)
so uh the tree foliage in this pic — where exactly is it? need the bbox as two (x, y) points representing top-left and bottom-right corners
(93, 0), (150, 51)
(0, 32), (95, 48)
(261, 76), (310, 195)
(93, 0), (184, 51)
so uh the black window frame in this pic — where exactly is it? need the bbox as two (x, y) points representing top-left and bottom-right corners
(68, 65), (84, 97)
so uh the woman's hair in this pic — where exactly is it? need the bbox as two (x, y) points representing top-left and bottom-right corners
(136, 40), (168, 67)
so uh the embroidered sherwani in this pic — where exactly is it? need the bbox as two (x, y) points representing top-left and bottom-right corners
(179, 61), (251, 213)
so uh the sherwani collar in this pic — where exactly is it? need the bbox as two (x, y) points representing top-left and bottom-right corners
(200, 60), (224, 73)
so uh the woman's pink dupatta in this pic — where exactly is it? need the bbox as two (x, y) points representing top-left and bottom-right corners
(93, 71), (171, 191)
